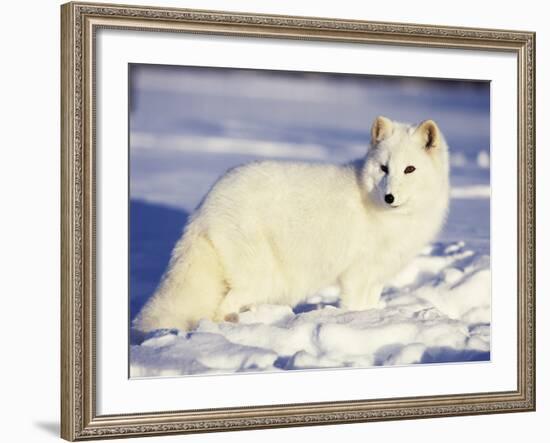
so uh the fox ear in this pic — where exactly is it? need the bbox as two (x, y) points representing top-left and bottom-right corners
(416, 119), (441, 150)
(371, 116), (393, 146)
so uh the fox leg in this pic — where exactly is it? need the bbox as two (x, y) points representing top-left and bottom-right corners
(340, 283), (383, 311)
(339, 267), (383, 311)
(214, 289), (258, 323)
(363, 283), (384, 309)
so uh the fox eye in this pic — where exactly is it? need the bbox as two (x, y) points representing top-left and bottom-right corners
(380, 165), (389, 174)
(404, 165), (416, 174)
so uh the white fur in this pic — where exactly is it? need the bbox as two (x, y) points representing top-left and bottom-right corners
(134, 117), (450, 332)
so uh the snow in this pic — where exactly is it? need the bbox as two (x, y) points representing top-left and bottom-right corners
(130, 240), (490, 377)
(128, 64), (491, 377)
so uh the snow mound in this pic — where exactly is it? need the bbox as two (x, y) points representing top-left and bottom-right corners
(130, 241), (490, 377)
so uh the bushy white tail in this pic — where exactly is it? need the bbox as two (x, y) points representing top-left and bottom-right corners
(133, 223), (227, 332)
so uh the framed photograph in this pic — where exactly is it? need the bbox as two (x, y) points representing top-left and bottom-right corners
(61, 1), (536, 440)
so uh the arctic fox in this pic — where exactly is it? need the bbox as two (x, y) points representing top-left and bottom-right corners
(134, 116), (450, 332)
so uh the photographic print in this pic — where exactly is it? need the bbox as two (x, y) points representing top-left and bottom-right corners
(129, 64), (491, 378)
(61, 4), (535, 439)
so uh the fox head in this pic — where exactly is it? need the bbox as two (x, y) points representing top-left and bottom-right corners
(363, 116), (450, 212)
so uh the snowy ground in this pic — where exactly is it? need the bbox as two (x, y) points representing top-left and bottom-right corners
(128, 65), (491, 377)
(131, 239), (490, 377)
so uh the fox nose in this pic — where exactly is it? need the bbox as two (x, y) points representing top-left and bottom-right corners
(384, 194), (395, 204)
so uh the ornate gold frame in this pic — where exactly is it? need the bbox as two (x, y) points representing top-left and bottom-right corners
(61, 2), (536, 440)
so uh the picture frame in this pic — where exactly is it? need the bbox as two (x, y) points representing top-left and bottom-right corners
(61, 1), (536, 440)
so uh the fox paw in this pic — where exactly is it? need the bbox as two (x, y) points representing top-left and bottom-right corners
(224, 312), (239, 323)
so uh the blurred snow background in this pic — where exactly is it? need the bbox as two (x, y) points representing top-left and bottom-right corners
(129, 64), (491, 376)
